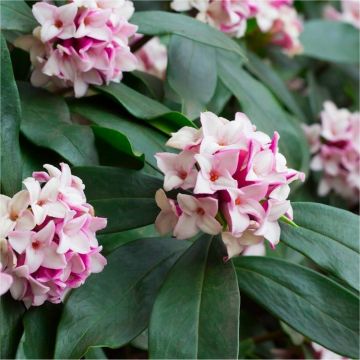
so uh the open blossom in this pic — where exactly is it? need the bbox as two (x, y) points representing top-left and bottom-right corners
(303, 101), (360, 202)
(155, 111), (304, 259)
(0, 163), (107, 307)
(324, 0), (360, 29)
(170, 0), (303, 55)
(15, 0), (137, 97)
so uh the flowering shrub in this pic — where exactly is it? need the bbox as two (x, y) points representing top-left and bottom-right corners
(1, 0), (359, 359)
(155, 111), (304, 257)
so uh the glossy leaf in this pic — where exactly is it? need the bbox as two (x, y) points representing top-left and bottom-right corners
(21, 303), (62, 359)
(131, 11), (245, 57)
(234, 257), (359, 358)
(218, 52), (309, 173)
(54, 237), (190, 359)
(0, 34), (22, 196)
(300, 20), (360, 64)
(280, 202), (359, 291)
(245, 51), (306, 123)
(167, 35), (217, 118)
(72, 166), (162, 233)
(150, 235), (240, 359)
(18, 83), (98, 166)
(94, 82), (195, 134)
(0, 294), (25, 359)
(0, 1), (37, 32)
(70, 99), (169, 168)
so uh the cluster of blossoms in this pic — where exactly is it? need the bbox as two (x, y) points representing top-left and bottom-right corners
(15, 0), (138, 97)
(135, 37), (168, 79)
(324, 0), (360, 29)
(155, 111), (304, 259)
(170, 0), (303, 56)
(0, 163), (107, 307)
(303, 101), (360, 202)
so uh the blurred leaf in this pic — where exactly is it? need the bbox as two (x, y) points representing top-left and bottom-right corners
(84, 347), (107, 359)
(72, 166), (162, 233)
(131, 11), (245, 57)
(301, 20), (360, 64)
(20, 303), (62, 359)
(18, 83), (98, 166)
(306, 71), (330, 120)
(150, 235), (240, 359)
(131, 329), (149, 351)
(126, 70), (164, 101)
(218, 52), (309, 173)
(245, 51), (306, 123)
(206, 78), (232, 114)
(167, 35), (217, 118)
(94, 82), (195, 134)
(1, 34), (22, 196)
(280, 202), (359, 291)
(70, 99), (169, 168)
(234, 257), (359, 358)
(238, 338), (255, 358)
(54, 237), (190, 359)
(0, 294), (25, 358)
(0, 0), (37, 32)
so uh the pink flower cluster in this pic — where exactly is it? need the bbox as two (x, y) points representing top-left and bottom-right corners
(155, 111), (304, 258)
(324, 0), (360, 29)
(170, 0), (303, 55)
(0, 163), (107, 307)
(303, 101), (360, 201)
(135, 37), (168, 79)
(15, 0), (138, 97)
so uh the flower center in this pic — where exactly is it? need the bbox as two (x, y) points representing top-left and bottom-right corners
(179, 170), (187, 180)
(55, 19), (63, 28)
(32, 241), (41, 250)
(210, 170), (219, 182)
(235, 198), (241, 206)
(196, 207), (205, 216)
(9, 211), (18, 221)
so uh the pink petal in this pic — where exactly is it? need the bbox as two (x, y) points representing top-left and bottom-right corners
(0, 272), (13, 296)
(32, 2), (57, 25)
(42, 243), (66, 269)
(173, 214), (198, 239)
(197, 214), (222, 235)
(8, 231), (33, 254)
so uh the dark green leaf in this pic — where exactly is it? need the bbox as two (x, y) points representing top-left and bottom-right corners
(18, 83), (98, 166)
(131, 11), (245, 57)
(70, 99), (169, 168)
(94, 82), (195, 134)
(85, 347), (107, 359)
(245, 51), (306, 123)
(1, 34), (22, 195)
(280, 202), (359, 291)
(150, 235), (240, 359)
(0, 294), (25, 358)
(206, 79), (232, 115)
(21, 303), (62, 359)
(234, 256), (359, 358)
(72, 166), (162, 233)
(300, 20), (360, 64)
(0, 1), (37, 32)
(54, 237), (190, 359)
(167, 35), (217, 118)
(218, 52), (309, 173)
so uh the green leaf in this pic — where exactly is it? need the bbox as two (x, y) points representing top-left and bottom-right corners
(0, 294), (25, 359)
(300, 20), (360, 64)
(54, 237), (190, 359)
(92, 125), (144, 166)
(0, 1), (37, 32)
(280, 202), (359, 291)
(18, 83), (98, 166)
(0, 34), (22, 196)
(21, 303), (62, 359)
(150, 234), (240, 359)
(245, 51), (306, 123)
(206, 79), (232, 115)
(72, 166), (162, 233)
(84, 347), (107, 359)
(131, 11), (245, 57)
(167, 35), (217, 118)
(234, 257), (359, 358)
(218, 52), (309, 173)
(70, 99), (169, 168)
(94, 82), (195, 134)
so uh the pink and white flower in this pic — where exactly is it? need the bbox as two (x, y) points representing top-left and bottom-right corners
(0, 163), (107, 307)
(304, 101), (360, 201)
(15, 0), (138, 97)
(155, 111), (304, 258)
(324, 0), (360, 29)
